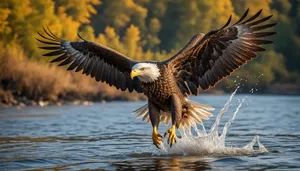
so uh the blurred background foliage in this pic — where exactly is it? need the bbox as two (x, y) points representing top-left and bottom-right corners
(0, 0), (300, 104)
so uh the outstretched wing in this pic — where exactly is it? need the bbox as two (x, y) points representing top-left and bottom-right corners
(36, 27), (143, 93)
(164, 9), (276, 95)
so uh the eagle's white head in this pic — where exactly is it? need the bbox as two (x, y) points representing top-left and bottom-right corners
(130, 63), (161, 83)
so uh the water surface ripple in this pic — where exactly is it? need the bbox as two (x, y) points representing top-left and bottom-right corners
(0, 94), (300, 170)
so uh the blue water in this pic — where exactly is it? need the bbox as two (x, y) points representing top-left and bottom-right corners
(0, 94), (300, 170)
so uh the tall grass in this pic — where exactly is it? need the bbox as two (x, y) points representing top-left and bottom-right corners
(0, 44), (143, 105)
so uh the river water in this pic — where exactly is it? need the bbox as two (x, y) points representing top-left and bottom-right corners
(0, 93), (300, 170)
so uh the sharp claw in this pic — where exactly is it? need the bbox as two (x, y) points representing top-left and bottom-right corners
(152, 127), (162, 149)
(164, 125), (177, 148)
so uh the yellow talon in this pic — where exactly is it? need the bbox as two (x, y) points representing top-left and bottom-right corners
(152, 126), (163, 149)
(164, 125), (177, 147)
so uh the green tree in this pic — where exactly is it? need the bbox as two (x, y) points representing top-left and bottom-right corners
(271, 0), (300, 72)
(159, 0), (236, 51)
(144, 17), (161, 50)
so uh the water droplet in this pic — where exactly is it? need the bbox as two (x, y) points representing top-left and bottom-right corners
(160, 88), (267, 156)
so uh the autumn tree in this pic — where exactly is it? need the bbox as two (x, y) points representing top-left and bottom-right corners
(0, 0), (299, 94)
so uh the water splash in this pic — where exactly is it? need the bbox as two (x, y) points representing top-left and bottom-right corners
(159, 88), (268, 156)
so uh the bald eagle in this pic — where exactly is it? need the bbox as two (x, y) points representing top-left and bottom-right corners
(37, 9), (276, 148)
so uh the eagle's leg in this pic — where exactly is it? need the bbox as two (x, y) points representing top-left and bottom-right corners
(148, 101), (163, 149)
(164, 94), (182, 147)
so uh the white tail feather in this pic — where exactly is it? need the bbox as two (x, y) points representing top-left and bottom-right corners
(192, 108), (210, 120)
(142, 113), (149, 121)
(187, 99), (215, 111)
(131, 104), (147, 114)
(165, 114), (171, 125)
(190, 109), (203, 124)
(137, 107), (148, 118)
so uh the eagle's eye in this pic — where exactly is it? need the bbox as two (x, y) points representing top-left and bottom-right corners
(140, 67), (145, 71)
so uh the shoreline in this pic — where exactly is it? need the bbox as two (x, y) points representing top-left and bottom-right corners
(0, 90), (147, 108)
(1, 85), (299, 108)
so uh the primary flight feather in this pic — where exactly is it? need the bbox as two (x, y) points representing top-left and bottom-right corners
(37, 9), (276, 148)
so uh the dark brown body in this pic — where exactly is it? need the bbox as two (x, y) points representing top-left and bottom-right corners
(141, 65), (185, 111)
(141, 64), (186, 128)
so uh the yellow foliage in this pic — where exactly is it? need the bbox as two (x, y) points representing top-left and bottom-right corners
(96, 26), (125, 53)
(95, 25), (144, 60)
(232, 0), (272, 17)
(0, 0), (298, 101)
(56, 0), (101, 23)
(57, 6), (80, 40)
(80, 25), (95, 41)
(202, 0), (237, 29)
(103, 0), (147, 30)
(123, 25), (141, 59)
(144, 50), (154, 61)
(96, 34), (108, 46)
(0, 8), (11, 34)
(149, 18), (161, 34)
(8, 0), (33, 19)
(244, 0), (272, 16)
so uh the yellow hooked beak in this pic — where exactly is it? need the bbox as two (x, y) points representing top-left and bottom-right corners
(130, 69), (142, 79)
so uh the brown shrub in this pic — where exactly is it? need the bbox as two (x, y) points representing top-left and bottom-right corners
(0, 45), (144, 104)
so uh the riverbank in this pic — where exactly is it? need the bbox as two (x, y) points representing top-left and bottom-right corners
(1, 83), (299, 108)
(0, 49), (147, 108)
(0, 88), (146, 108)
(1, 48), (299, 108)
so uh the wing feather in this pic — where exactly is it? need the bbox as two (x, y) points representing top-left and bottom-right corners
(37, 27), (143, 93)
(164, 9), (276, 94)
